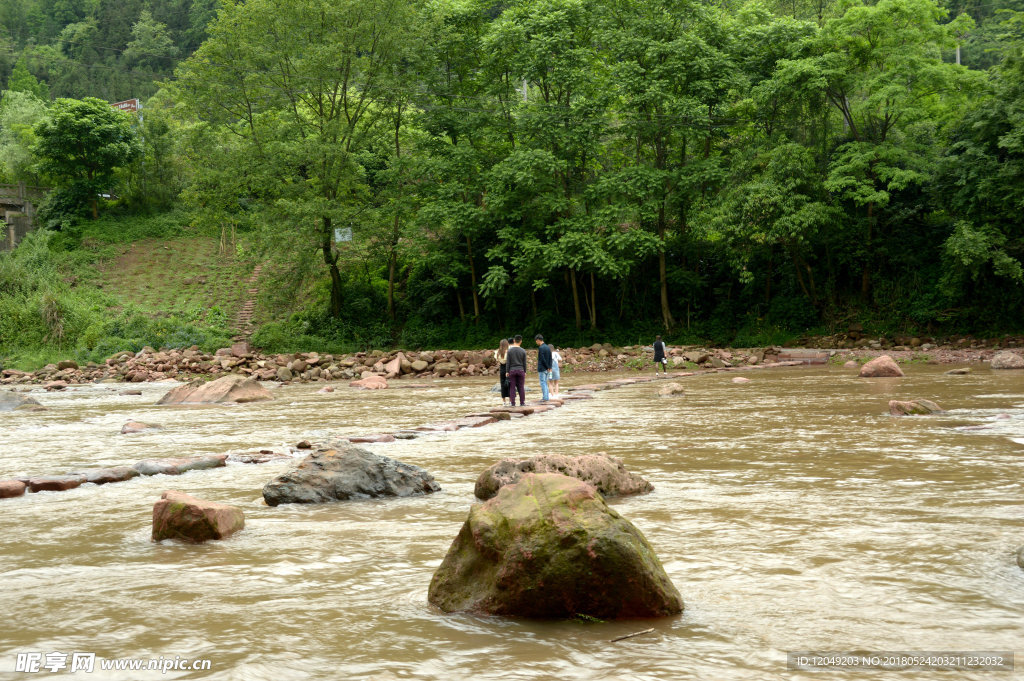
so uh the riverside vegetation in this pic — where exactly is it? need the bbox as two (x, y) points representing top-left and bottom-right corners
(2, 0), (1024, 369)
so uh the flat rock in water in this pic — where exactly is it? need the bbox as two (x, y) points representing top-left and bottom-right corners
(0, 392), (43, 412)
(991, 351), (1024, 370)
(133, 454), (228, 476)
(475, 452), (653, 501)
(859, 355), (904, 378)
(347, 433), (397, 443)
(0, 479), (27, 498)
(151, 490), (245, 543)
(262, 443), (440, 506)
(889, 399), (945, 416)
(74, 467), (140, 485)
(349, 375), (388, 390)
(429, 473), (682, 619)
(945, 367), (971, 375)
(28, 475), (86, 492)
(157, 375), (273, 405)
(227, 450), (292, 464)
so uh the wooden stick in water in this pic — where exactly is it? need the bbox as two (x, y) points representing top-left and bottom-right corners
(609, 628), (655, 643)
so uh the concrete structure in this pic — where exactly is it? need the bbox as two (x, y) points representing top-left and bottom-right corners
(1, 183), (49, 251)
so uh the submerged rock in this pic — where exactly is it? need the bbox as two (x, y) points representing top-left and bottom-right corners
(657, 382), (685, 397)
(0, 479), (27, 498)
(429, 473), (683, 619)
(133, 454), (227, 476)
(262, 443), (440, 506)
(475, 452), (653, 501)
(888, 399), (945, 416)
(0, 392), (43, 412)
(151, 490), (245, 543)
(1017, 546), (1024, 570)
(227, 450), (292, 464)
(991, 351), (1024, 370)
(156, 375), (273, 405)
(859, 355), (904, 378)
(121, 421), (158, 434)
(945, 367), (971, 375)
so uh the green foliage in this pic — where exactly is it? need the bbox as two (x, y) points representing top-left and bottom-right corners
(0, 230), (232, 370)
(33, 97), (141, 219)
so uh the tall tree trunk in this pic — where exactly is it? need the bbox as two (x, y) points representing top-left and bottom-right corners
(466, 235), (480, 322)
(322, 216), (343, 318)
(862, 202), (874, 299)
(589, 272), (597, 330)
(657, 203), (674, 330)
(456, 289), (466, 321)
(387, 242), (398, 320)
(569, 268), (582, 330)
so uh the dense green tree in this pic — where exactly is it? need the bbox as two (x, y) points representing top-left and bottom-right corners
(33, 97), (141, 218)
(5, 56), (49, 100)
(174, 0), (416, 317)
(0, 90), (49, 183)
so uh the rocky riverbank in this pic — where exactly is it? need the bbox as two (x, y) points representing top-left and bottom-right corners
(1, 337), (1019, 387)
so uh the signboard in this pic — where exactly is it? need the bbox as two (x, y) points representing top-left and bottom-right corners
(111, 99), (140, 113)
(334, 227), (353, 243)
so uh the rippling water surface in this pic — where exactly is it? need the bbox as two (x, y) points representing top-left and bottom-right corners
(2, 366), (1023, 680)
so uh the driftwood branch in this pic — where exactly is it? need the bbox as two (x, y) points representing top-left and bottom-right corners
(609, 628), (655, 643)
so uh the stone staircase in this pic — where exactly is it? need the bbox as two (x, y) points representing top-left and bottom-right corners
(233, 264), (263, 340)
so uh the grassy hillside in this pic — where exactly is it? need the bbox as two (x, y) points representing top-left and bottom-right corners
(94, 237), (253, 326)
(0, 211), (260, 370)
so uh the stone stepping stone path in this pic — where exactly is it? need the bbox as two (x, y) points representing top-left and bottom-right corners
(0, 361), (806, 500)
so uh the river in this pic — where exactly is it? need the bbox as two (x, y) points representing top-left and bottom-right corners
(1, 365), (1023, 680)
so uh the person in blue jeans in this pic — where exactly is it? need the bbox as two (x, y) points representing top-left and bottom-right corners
(535, 334), (552, 401)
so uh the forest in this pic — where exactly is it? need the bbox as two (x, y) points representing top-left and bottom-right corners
(1, 0), (1024, 363)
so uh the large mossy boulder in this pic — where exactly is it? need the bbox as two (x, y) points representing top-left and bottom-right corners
(475, 453), (653, 501)
(262, 442), (440, 506)
(151, 490), (245, 543)
(429, 473), (682, 619)
(156, 375), (273, 405)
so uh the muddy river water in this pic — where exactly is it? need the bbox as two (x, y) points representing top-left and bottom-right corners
(1, 365), (1023, 680)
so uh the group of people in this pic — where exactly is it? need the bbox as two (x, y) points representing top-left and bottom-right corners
(494, 335), (561, 407)
(493, 334), (670, 407)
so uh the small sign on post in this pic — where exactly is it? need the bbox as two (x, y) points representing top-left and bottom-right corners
(334, 227), (353, 243)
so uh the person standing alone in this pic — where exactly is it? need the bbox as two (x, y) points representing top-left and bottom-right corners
(535, 334), (552, 401)
(653, 335), (668, 376)
(506, 335), (528, 407)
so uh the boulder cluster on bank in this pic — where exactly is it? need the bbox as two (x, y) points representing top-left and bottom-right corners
(0, 342), (798, 387)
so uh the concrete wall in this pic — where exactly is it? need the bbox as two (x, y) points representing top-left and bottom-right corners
(2, 212), (32, 251)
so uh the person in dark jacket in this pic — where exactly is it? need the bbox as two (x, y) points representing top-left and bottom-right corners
(653, 334), (668, 376)
(506, 335), (528, 406)
(535, 334), (552, 401)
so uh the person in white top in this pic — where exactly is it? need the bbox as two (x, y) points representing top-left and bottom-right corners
(550, 347), (562, 397)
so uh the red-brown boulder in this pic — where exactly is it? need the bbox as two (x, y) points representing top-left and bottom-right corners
(151, 491), (245, 543)
(859, 355), (904, 378)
